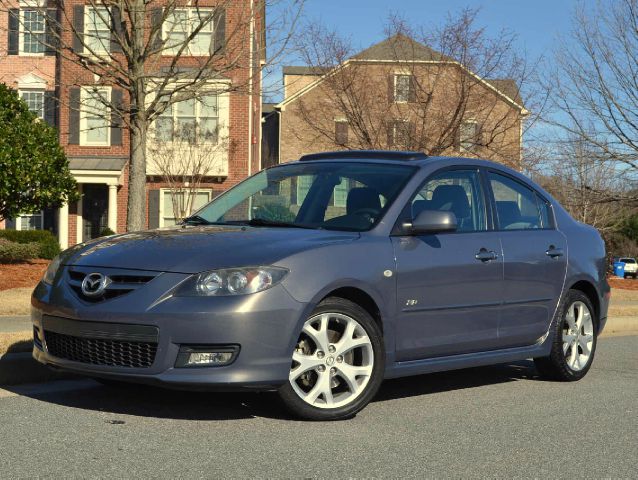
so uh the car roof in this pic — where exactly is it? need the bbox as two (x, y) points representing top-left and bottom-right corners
(293, 150), (515, 172)
(299, 150), (429, 162)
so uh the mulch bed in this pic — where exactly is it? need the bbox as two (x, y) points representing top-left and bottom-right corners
(0, 259), (49, 291)
(608, 276), (638, 291)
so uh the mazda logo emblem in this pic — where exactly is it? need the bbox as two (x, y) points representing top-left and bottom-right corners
(81, 272), (110, 297)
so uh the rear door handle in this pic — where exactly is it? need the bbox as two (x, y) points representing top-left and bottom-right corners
(475, 248), (498, 262)
(546, 246), (564, 258)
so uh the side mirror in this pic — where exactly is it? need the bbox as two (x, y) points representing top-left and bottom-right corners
(402, 210), (457, 234)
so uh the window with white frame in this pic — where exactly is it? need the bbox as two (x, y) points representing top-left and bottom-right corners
(20, 90), (44, 119)
(394, 74), (413, 103)
(161, 189), (211, 226)
(84, 7), (111, 54)
(460, 120), (479, 152)
(155, 94), (219, 144)
(164, 8), (215, 55)
(21, 9), (45, 54)
(80, 87), (111, 146)
(20, 212), (43, 230)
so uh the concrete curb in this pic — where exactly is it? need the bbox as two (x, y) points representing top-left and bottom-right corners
(0, 316), (635, 387)
(602, 316), (638, 336)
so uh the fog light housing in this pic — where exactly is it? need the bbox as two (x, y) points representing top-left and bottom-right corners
(175, 345), (239, 368)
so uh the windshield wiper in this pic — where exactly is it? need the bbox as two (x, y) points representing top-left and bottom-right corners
(242, 218), (317, 229)
(182, 215), (215, 225)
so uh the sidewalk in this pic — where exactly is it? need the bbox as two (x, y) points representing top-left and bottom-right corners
(0, 316), (30, 333)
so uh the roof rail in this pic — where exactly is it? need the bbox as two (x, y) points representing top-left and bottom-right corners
(298, 150), (429, 162)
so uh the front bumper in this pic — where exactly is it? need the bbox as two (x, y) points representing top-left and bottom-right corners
(31, 272), (307, 391)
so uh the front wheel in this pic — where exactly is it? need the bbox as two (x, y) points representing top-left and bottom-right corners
(278, 297), (385, 420)
(534, 290), (597, 381)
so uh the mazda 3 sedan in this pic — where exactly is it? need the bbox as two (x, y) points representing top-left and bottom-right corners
(32, 151), (609, 420)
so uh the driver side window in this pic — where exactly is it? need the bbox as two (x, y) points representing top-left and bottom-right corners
(411, 170), (486, 232)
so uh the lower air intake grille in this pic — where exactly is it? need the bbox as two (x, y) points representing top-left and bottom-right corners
(44, 330), (157, 368)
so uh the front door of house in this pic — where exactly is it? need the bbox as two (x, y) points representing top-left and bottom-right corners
(82, 184), (108, 241)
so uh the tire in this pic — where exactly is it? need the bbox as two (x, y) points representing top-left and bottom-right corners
(534, 289), (597, 381)
(278, 297), (385, 420)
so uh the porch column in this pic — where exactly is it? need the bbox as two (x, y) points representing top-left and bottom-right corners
(58, 203), (69, 250)
(107, 184), (118, 232)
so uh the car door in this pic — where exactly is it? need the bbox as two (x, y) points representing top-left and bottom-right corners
(486, 170), (567, 348)
(392, 168), (503, 361)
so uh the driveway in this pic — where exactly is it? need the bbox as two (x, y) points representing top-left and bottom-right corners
(0, 335), (635, 478)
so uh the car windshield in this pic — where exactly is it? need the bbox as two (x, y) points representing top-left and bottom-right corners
(188, 162), (416, 231)
(620, 258), (636, 263)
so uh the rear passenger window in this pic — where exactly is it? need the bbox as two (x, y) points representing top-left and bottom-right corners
(488, 172), (542, 230)
(412, 169), (486, 232)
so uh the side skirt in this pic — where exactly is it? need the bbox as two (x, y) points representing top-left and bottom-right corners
(384, 336), (552, 380)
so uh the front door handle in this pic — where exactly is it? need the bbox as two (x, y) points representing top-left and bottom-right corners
(475, 248), (498, 262)
(546, 246), (564, 258)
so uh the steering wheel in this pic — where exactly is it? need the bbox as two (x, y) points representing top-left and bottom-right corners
(352, 208), (379, 222)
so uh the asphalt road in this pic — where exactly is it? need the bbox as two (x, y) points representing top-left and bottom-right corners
(0, 335), (636, 479)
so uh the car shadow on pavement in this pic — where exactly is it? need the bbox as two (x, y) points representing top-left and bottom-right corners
(375, 360), (539, 403)
(3, 361), (540, 421)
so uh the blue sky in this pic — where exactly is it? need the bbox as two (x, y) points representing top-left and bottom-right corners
(265, 0), (578, 101)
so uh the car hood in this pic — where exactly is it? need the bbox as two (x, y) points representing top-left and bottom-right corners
(61, 226), (359, 273)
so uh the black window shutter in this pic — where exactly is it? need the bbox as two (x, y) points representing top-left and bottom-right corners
(453, 126), (461, 151)
(72, 5), (84, 54)
(409, 121), (417, 149)
(68, 87), (81, 145)
(8, 9), (19, 55)
(408, 76), (417, 103)
(44, 91), (57, 127)
(388, 75), (395, 103)
(148, 190), (160, 229)
(335, 121), (348, 145)
(111, 88), (123, 146)
(476, 122), (484, 147)
(386, 121), (395, 147)
(213, 8), (226, 54)
(45, 8), (59, 56)
(151, 8), (163, 51)
(110, 6), (123, 53)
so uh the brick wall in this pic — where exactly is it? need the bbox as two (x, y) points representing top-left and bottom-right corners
(0, 6), (56, 90)
(279, 62), (524, 169)
(55, 0), (263, 243)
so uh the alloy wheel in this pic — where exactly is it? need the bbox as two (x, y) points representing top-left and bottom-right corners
(289, 313), (374, 409)
(562, 301), (594, 372)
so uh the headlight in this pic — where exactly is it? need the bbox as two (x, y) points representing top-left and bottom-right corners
(174, 266), (289, 297)
(43, 255), (62, 285)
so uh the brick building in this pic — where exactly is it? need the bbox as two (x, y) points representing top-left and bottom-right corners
(263, 35), (527, 168)
(1, 1), (264, 248)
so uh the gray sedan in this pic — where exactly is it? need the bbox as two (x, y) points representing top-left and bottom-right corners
(32, 151), (610, 420)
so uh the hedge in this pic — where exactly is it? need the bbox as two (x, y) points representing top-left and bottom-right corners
(0, 239), (40, 263)
(0, 230), (60, 259)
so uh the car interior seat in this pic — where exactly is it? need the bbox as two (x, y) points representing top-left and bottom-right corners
(430, 185), (472, 230)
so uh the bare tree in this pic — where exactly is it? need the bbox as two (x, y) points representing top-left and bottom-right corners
(547, 0), (638, 176)
(538, 136), (631, 232)
(147, 120), (229, 222)
(289, 8), (541, 167)
(0, 0), (303, 230)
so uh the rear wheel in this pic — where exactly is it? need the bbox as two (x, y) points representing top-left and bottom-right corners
(534, 290), (597, 381)
(278, 297), (385, 420)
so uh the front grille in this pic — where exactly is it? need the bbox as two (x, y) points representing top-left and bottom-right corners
(67, 268), (157, 303)
(44, 330), (157, 368)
